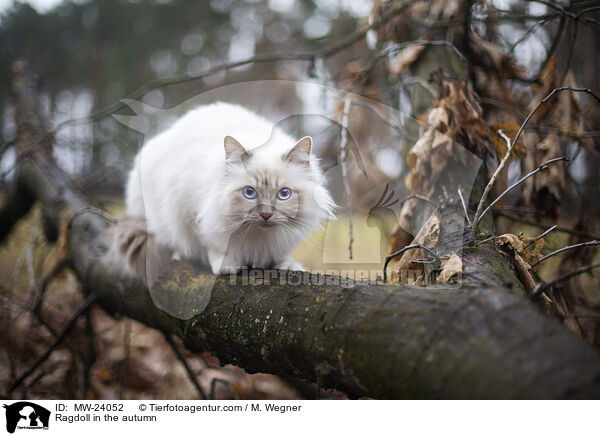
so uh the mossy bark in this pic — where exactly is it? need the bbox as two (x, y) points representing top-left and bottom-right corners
(5, 62), (600, 399)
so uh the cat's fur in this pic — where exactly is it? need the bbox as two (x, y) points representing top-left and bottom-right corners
(113, 102), (335, 279)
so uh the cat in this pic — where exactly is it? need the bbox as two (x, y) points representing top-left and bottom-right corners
(111, 102), (335, 280)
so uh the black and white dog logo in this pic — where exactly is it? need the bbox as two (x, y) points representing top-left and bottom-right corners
(3, 402), (50, 433)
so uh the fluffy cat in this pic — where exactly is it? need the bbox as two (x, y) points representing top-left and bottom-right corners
(119, 102), (335, 278)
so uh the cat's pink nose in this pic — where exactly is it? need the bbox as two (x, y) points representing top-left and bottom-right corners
(259, 212), (273, 221)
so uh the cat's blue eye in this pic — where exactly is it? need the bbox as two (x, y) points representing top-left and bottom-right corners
(277, 187), (292, 200)
(243, 186), (257, 199)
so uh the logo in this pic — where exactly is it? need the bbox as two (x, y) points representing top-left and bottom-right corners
(3, 402), (50, 433)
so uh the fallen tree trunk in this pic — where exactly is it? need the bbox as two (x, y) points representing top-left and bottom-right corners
(4, 63), (600, 399)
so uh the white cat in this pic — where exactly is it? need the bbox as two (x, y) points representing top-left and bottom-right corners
(120, 102), (335, 277)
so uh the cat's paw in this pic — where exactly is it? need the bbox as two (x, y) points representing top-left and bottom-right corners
(212, 263), (243, 275)
(273, 260), (304, 271)
(207, 251), (242, 275)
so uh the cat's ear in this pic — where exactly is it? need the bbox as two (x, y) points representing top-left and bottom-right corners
(224, 136), (247, 160)
(224, 136), (252, 167)
(285, 136), (312, 166)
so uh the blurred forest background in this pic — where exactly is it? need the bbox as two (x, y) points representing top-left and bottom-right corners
(1, 0), (599, 399)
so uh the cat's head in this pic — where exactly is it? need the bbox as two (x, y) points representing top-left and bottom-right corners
(218, 134), (335, 234)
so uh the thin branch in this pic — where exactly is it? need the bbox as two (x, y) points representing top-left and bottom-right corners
(33, 258), (68, 317)
(495, 211), (600, 241)
(458, 187), (472, 227)
(509, 14), (553, 53)
(163, 333), (208, 400)
(399, 194), (437, 208)
(524, 225), (557, 249)
(531, 262), (600, 300)
(532, 240), (600, 268)
(9, 293), (97, 393)
(480, 97), (526, 119)
(559, 20), (578, 86)
(339, 95), (354, 260)
(1, 3), (415, 181)
(352, 40), (470, 90)
(470, 128), (514, 242)
(476, 235), (502, 246)
(470, 87), (600, 243)
(478, 156), (569, 223)
(513, 88), (600, 150)
(68, 206), (117, 228)
(383, 244), (441, 282)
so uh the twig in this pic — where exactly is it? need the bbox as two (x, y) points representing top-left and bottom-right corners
(399, 194), (437, 208)
(531, 262), (600, 300)
(120, 319), (131, 400)
(1, 4), (415, 181)
(68, 206), (116, 228)
(32, 259), (68, 316)
(25, 212), (41, 294)
(513, 88), (600, 149)
(470, 129), (514, 243)
(531, 13), (566, 82)
(163, 333), (208, 400)
(524, 225), (557, 249)
(457, 188), (472, 226)
(495, 211), (600, 240)
(339, 95), (354, 260)
(559, 20), (578, 86)
(209, 377), (239, 400)
(532, 240), (600, 268)
(470, 86), (600, 243)
(383, 244), (441, 282)
(352, 40), (470, 90)
(509, 14), (552, 53)
(476, 235), (502, 246)
(9, 292), (97, 393)
(478, 156), (569, 223)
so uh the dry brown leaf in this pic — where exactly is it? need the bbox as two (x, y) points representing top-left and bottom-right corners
(498, 233), (524, 252)
(437, 82), (491, 157)
(497, 233), (545, 265)
(439, 253), (462, 283)
(428, 0), (461, 20)
(389, 214), (440, 285)
(522, 132), (565, 220)
(513, 252), (536, 294)
(388, 42), (428, 77)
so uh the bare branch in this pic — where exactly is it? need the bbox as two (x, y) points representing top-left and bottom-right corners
(532, 240), (600, 268)
(531, 262), (600, 300)
(163, 333), (208, 400)
(470, 87), (600, 243)
(524, 225), (557, 249)
(458, 187), (472, 227)
(383, 243), (441, 282)
(495, 211), (600, 241)
(352, 40), (470, 90)
(478, 156), (569, 223)
(399, 194), (437, 208)
(339, 96), (354, 260)
(68, 206), (117, 228)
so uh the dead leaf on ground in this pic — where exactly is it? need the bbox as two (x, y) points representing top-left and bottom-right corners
(439, 252), (462, 283)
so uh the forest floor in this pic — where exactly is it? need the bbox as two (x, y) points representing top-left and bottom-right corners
(0, 203), (346, 399)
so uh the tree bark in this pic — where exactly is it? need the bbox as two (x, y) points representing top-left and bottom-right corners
(4, 63), (600, 399)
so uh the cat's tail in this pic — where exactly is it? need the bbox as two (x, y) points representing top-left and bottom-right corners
(104, 215), (170, 287)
